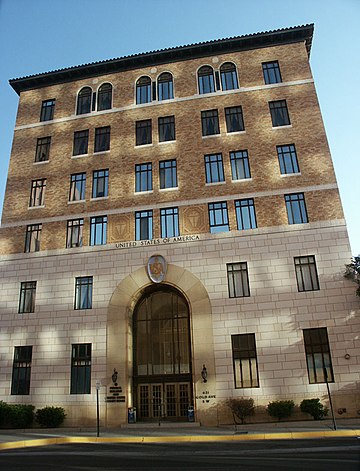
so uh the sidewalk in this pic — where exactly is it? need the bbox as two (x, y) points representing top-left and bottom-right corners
(1, 418), (359, 451)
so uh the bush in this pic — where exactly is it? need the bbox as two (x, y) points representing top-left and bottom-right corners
(35, 406), (66, 427)
(0, 401), (10, 427)
(0, 403), (34, 428)
(227, 398), (255, 424)
(267, 400), (295, 421)
(300, 399), (326, 420)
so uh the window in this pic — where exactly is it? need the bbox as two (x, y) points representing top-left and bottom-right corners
(40, 99), (55, 122)
(29, 179), (46, 207)
(94, 126), (110, 152)
(285, 193), (308, 224)
(160, 207), (179, 237)
(136, 120), (152, 146)
(303, 328), (333, 384)
(66, 219), (84, 248)
(24, 224), (41, 253)
(230, 150), (251, 180)
(157, 72), (174, 100)
(135, 163), (152, 192)
(136, 76), (151, 104)
(225, 106), (245, 133)
(90, 216), (107, 245)
(135, 210), (153, 241)
(294, 256), (320, 292)
(11, 346), (33, 395)
(74, 276), (93, 310)
(73, 130), (89, 156)
(92, 169), (109, 198)
(18, 281), (36, 313)
(269, 100), (290, 127)
(76, 87), (92, 115)
(35, 136), (51, 162)
(208, 202), (229, 233)
(198, 66), (215, 94)
(97, 83), (112, 111)
(201, 110), (220, 136)
(231, 334), (259, 388)
(160, 159), (177, 189)
(262, 61), (282, 84)
(204, 154), (224, 183)
(277, 144), (299, 174)
(71, 343), (91, 394)
(69, 173), (86, 201)
(158, 116), (175, 142)
(227, 262), (250, 297)
(220, 62), (239, 90)
(235, 199), (257, 230)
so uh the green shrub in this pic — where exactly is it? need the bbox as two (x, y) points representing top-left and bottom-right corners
(226, 398), (255, 424)
(267, 400), (295, 421)
(300, 398), (326, 420)
(0, 401), (10, 427)
(36, 406), (66, 427)
(0, 403), (35, 428)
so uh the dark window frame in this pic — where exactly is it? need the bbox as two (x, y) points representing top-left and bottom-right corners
(29, 179), (46, 207)
(94, 126), (110, 153)
(225, 106), (245, 133)
(135, 210), (153, 241)
(159, 159), (177, 189)
(303, 328), (334, 384)
(277, 144), (300, 174)
(66, 219), (84, 248)
(97, 83), (112, 111)
(198, 66), (215, 94)
(74, 276), (93, 310)
(158, 116), (175, 142)
(40, 99), (55, 122)
(220, 62), (239, 91)
(90, 215), (107, 246)
(70, 343), (91, 394)
(235, 199), (257, 230)
(136, 120), (152, 146)
(73, 130), (89, 156)
(24, 224), (42, 253)
(69, 173), (86, 202)
(262, 61), (282, 84)
(269, 100), (291, 127)
(285, 193), (308, 224)
(92, 169), (109, 198)
(157, 72), (174, 101)
(135, 163), (152, 192)
(18, 281), (37, 313)
(294, 255), (320, 292)
(76, 87), (92, 115)
(201, 109), (220, 136)
(136, 76), (151, 104)
(35, 136), (51, 162)
(11, 346), (33, 395)
(204, 153), (225, 184)
(208, 202), (229, 233)
(231, 334), (259, 388)
(160, 207), (179, 237)
(230, 150), (251, 180)
(227, 262), (250, 298)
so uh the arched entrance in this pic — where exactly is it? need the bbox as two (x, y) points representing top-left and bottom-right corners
(133, 285), (193, 421)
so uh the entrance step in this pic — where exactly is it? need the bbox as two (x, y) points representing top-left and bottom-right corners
(121, 422), (201, 429)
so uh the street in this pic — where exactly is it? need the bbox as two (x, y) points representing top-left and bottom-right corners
(0, 438), (359, 470)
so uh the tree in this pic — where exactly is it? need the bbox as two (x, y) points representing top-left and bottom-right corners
(344, 255), (360, 297)
(226, 398), (255, 424)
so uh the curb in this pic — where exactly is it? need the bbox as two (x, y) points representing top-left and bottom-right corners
(0, 430), (359, 451)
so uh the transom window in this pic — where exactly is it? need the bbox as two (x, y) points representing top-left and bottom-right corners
(160, 159), (177, 189)
(135, 210), (153, 241)
(135, 163), (152, 192)
(158, 116), (175, 142)
(94, 126), (110, 153)
(198, 66), (215, 94)
(18, 281), (37, 314)
(66, 219), (84, 248)
(231, 334), (259, 388)
(76, 87), (92, 115)
(35, 137), (51, 162)
(230, 150), (251, 180)
(277, 144), (299, 174)
(90, 215), (107, 245)
(74, 277), (93, 310)
(40, 99), (55, 122)
(204, 153), (224, 183)
(157, 72), (174, 100)
(29, 179), (46, 207)
(136, 120), (152, 146)
(220, 62), (239, 90)
(225, 106), (245, 133)
(73, 130), (89, 156)
(136, 76), (151, 104)
(235, 199), (257, 230)
(262, 61), (282, 84)
(201, 109), (220, 136)
(208, 202), (229, 233)
(71, 343), (91, 394)
(269, 100), (291, 127)
(294, 256), (320, 292)
(285, 193), (308, 224)
(160, 207), (179, 237)
(11, 346), (33, 395)
(69, 173), (86, 201)
(303, 328), (334, 384)
(92, 169), (109, 198)
(24, 224), (41, 253)
(227, 262), (250, 298)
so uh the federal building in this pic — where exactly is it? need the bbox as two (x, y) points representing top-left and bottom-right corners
(0, 24), (358, 426)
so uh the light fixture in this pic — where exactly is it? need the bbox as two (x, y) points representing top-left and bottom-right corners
(201, 364), (208, 383)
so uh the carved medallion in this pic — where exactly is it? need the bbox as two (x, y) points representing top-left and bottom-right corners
(147, 254), (167, 283)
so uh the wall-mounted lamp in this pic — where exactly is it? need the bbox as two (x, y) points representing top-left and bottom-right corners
(112, 368), (118, 386)
(201, 364), (208, 383)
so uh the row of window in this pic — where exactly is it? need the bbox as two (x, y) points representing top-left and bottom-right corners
(39, 61), (283, 121)
(10, 325), (333, 396)
(24, 192), (309, 252)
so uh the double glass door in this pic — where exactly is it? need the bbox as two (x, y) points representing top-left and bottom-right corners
(138, 382), (191, 420)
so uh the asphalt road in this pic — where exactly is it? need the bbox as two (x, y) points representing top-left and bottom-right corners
(0, 438), (359, 470)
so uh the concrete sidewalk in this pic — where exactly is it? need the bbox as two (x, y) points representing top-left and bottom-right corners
(1, 419), (359, 450)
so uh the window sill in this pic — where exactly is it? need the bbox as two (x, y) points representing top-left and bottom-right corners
(231, 177), (252, 183)
(134, 190), (153, 195)
(202, 134), (221, 139)
(280, 172), (301, 177)
(28, 205), (45, 210)
(33, 160), (49, 165)
(68, 200), (85, 205)
(90, 196), (109, 201)
(159, 186), (179, 192)
(226, 130), (246, 136)
(159, 140), (176, 145)
(272, 124), (292, 130)
(93, 150), (110, 156)
(135, 143), (153, 148)
(205, 181), (226, 186)
(72, 153), (88, 159)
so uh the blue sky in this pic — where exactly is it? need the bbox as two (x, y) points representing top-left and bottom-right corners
(0, 0), (359, 255)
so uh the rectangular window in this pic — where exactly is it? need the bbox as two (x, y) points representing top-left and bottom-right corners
(35, 136), (51, 162)
(285, 193), (308, 224)
(303, 328), (334, 383)
(136, 119), (152, 145)
(235, 199), (257, 230)
(230, 150), (251, 180)
(135, 210), (153, 241)
(40, 99), (55, 122)
(18, 281), (37, 313)
(29, 179), (46, 207)
(160, 207), (179, 237)
(66, 219), (84, 248)
(208, 202), (229, 233)
(24, 224), (42, 253)
(73, 130), (89, 156)
(92, 169), (109, 198)
(227, 262), (250, 298)
(204, 154), (225, 183)
(231, 334), (259, 388)
(159, 159), (177, 189)
(225, 106), (245, 133)
(71, 343), (91, 394)
(94, 126), (110, 152)
(69, 173), (86, 201)
(74, 276), (93, 310)
(158, 116), (175, 142)
(201, 110), (220, 136)
(90, 215), (107, 245)
(294, 255), (320, 292)
(135, 163), (152, 192)
(262, 61), (282, 84)
(11, 346), (33, 395)
(269, 100), (290, 127)
(277, 144), (299, 174)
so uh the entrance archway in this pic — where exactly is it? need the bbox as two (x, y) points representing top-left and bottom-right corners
(133, 285), (192, 421)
